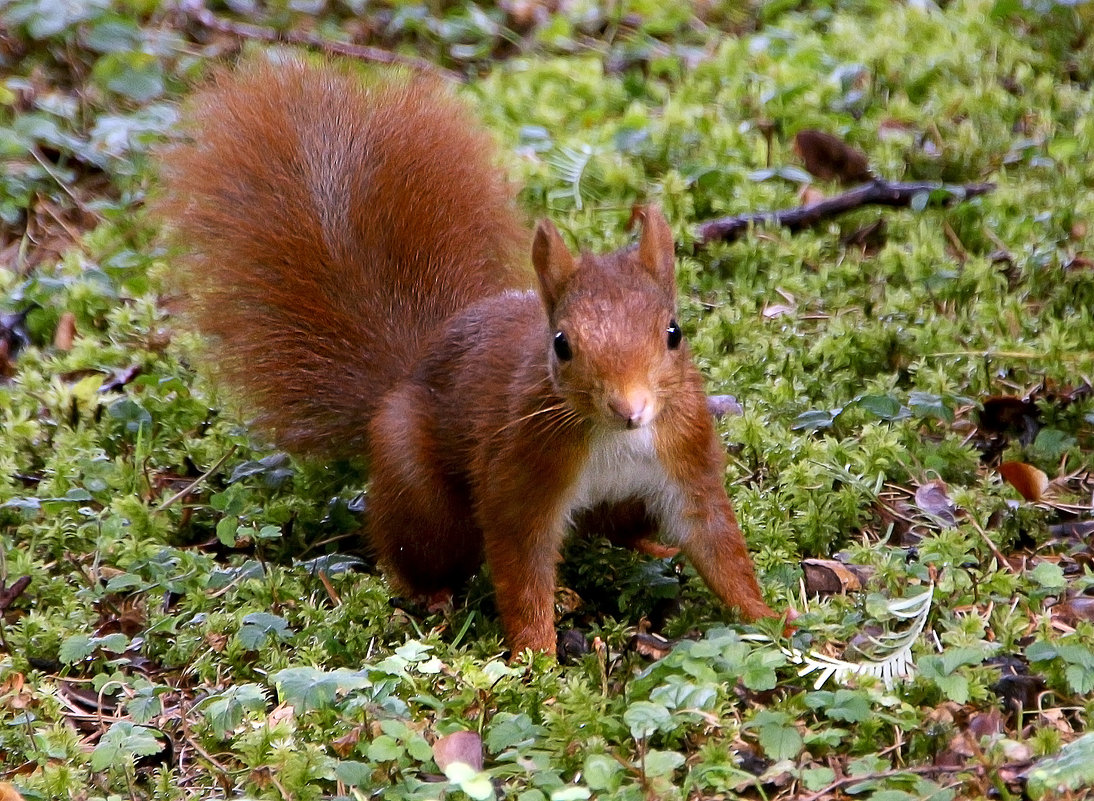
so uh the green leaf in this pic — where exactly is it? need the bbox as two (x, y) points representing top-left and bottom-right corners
(92, 51), (165, 102)
(335, 760), (373, 787)
(90, 722), (162, 771)
(643, 749), (685, 777)
(203, 684), (267, 739)
(126, 691), (162, 725)
(856, 393), (907, 421)
(238, 612), (293, 650)
(1029, 561), (1067, 590)
(486, 712), (545, 753)
(623, 701), (672, 740)
(1026, 641), (1057, 662)
(582, 754), (622, 791)
(801, 766), (836, 791)
(271, 667), (371, 713)
(59, 634), (94, 664)
(1027, 732), (1094, 799)
(908, 392), (954, 422)
(742, 649), (784, 691)
(791, 408), (842, 431)
(748, 710), (802, 761)
(367, 734), (405, 762)
(549, 788), (591, 801)
(1032, 428), (1076, 463)
(216, 517), (240, 547)
(107, 397), (152, 434)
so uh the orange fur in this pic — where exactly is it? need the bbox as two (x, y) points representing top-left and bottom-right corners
(160, 56), (776, 655)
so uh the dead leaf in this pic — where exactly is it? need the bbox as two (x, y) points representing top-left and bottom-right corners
(99, 364), (142, 393)
(793, 130), (872, 185)
(801, 558), (874, 595)
(432, 730), (484, 772)
(762, 303), (795, 319)
(998, 461), (1049, 501)
(331, 726), (363, 758)
(877, 118), (917, 142)
(628, 632), (673, 661)
(914, 480), (957, 526)
(707, 394), (743, 418)
(204, 631), (228, 652)
(54, 311), (76, 350)
(0, 575), (31, 612)
(557, 628), (589, 663)
(1052, 596), (1094, 626)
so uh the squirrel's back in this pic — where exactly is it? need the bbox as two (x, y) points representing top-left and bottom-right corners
(159, 56), (530, 457)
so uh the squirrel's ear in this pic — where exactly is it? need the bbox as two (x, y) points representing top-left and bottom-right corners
(636, 205), (676, 288)
(532, 219), (577, 311)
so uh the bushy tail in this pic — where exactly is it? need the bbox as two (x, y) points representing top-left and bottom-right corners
(158, 56), (530, 458)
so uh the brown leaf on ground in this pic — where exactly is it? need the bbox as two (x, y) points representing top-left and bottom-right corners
(1052, 596), (1094, 626)
(628, 632), (673, 661)
(998, 461), (1049, 501)
(432, 730), (484, 771)
(915, 479), (958, 525)
(53, 311), (76, 350)
(330, 726), (363, 758)
(793, 130), (872, 184)
(707, 394), (743, 417)
(801, 558), (874, 594)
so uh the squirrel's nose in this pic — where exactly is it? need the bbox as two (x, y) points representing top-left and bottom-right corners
(608, 388), (655, 429)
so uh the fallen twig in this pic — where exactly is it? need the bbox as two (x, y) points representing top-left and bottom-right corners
(177, 0), (464, 83)
(696, 178), (995, 245)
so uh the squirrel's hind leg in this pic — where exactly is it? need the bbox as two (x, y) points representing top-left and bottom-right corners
(368, 384), (484, 597)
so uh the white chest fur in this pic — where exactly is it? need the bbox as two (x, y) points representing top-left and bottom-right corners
(566, 426), (687, 541)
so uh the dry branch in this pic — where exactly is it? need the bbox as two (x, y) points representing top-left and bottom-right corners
(696, 178), (995, 245)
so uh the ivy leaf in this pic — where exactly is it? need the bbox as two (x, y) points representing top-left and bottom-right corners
(92, 51), (165, 102)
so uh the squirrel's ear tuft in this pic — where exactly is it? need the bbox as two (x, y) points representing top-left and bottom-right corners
(636, 205), (676, 288)
(532, 219), (577, 311)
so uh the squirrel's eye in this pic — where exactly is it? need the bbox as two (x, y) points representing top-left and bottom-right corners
(667, 319), (682, 350)
(553, 331), (573, 361)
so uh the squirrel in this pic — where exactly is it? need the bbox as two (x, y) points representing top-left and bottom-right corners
(159, 55), (777, 655)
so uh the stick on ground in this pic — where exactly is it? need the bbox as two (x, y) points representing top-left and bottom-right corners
(696, 178), (995, 245)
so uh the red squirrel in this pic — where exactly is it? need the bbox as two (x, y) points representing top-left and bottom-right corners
(159, 56), (777, 654)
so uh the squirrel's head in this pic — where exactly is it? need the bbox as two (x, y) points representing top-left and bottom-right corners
(532, 206), (691, 432)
